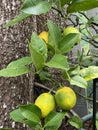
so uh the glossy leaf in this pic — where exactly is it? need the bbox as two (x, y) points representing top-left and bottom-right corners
(10, 109), (26, 123)
(4, 13), (31, 27)
(29, 33), (47, 71)
(7, 56), (32, 68)
(79, 66), (98, 81)
(0, 66), (31, 77)
(67, 0), (98, 13)
(10, 108), (40, 128)
(58, 33), (80, 54)
(19, 104), (41, 123)
(45, 54), (69, 70)
(70, 75), (87, 88)
(31, 33), (47, 60)
(47, 20), (62, 53)
(45, 111), (66, 129)
(68, 116), (82, 129)
(29, 44), (44, 72)
(21, 0), (52, 15)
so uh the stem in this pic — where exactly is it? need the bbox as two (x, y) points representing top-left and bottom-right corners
(34, 82), (56, 94)
(52, 7), (65, 18)
(75, 90), (98, 103)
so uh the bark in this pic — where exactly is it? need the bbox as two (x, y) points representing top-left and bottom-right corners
(0, 0), (36, 129)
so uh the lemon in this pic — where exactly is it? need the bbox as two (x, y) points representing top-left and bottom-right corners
(63, 26), (81, 43)
(35, 93), (55, 118)
(39, 31), (48, 44)
(55, 87), (76, 110)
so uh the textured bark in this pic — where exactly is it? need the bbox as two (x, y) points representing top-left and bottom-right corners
(0, 0), (36, 129)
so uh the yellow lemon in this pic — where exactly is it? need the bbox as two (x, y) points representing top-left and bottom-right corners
(39, 31), (48, 44)
(55, 87), (76, 110)
(35, 93), (55, 118)
(63, 26), (81, 43)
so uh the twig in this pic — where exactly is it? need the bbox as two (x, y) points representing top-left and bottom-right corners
(52, 7), (65, 18)
(34, 82), (56, 94)
(75, 90), (98, 103)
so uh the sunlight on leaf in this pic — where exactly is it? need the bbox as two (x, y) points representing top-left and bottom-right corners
(21, 0), (52, 15)
(79, 66), (98, 81)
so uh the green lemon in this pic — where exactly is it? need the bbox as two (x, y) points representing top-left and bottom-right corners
(63, 26), (81, 43)
(55, 86), (77, 110)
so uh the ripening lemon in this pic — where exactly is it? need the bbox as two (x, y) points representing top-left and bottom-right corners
(39, 31), (48, 44)
(63, 26), (81, 43)
(35, 93), (55, 118)
(55, 87), (76, 110)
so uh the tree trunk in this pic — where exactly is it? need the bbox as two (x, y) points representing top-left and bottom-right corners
(0, 0), (36, 129)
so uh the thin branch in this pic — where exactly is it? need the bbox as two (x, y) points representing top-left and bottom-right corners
(34, 82), (56, 94)
(52, 7), (65, 18)
(75, 90), (98, 103)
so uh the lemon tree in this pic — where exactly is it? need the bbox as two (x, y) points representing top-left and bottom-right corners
(35, 93), (55, 118)
(55, 86), (77, 110)
(1, 0), (98, 130)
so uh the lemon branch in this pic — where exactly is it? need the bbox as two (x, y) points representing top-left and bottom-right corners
(75, 90), (98, 103)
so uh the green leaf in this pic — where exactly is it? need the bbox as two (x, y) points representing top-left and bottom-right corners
(21, 0), (52, 15)
(45, 54), (69, 70)
(79, 66), (98, 81)
(59, 33), (80, 53)
(0, 56), (32, 77)
(7, 56), (32, 68)
(29, 44), (44, 72)
(4, 13), (31, 27)
(70, 75), (88, 88)
(47, 20), (62, 53)
(45, 111), (66, 129)
(39, 70), (51, 81)
(29, 33), (47, 71)
(19, 104), (41, 123)
(68, 116), (82, 129)
(68, 65), (80, 76)
(60, 0), (72, 6)
(0, 66), (31, 77)
(10, 108), (40, 128)
(67, 0), (98, 13)
(10, 109), (26, 123)
(62, 70), (70, 80)
(31, 33), (47, 61)
(90, 15), (98, 23)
